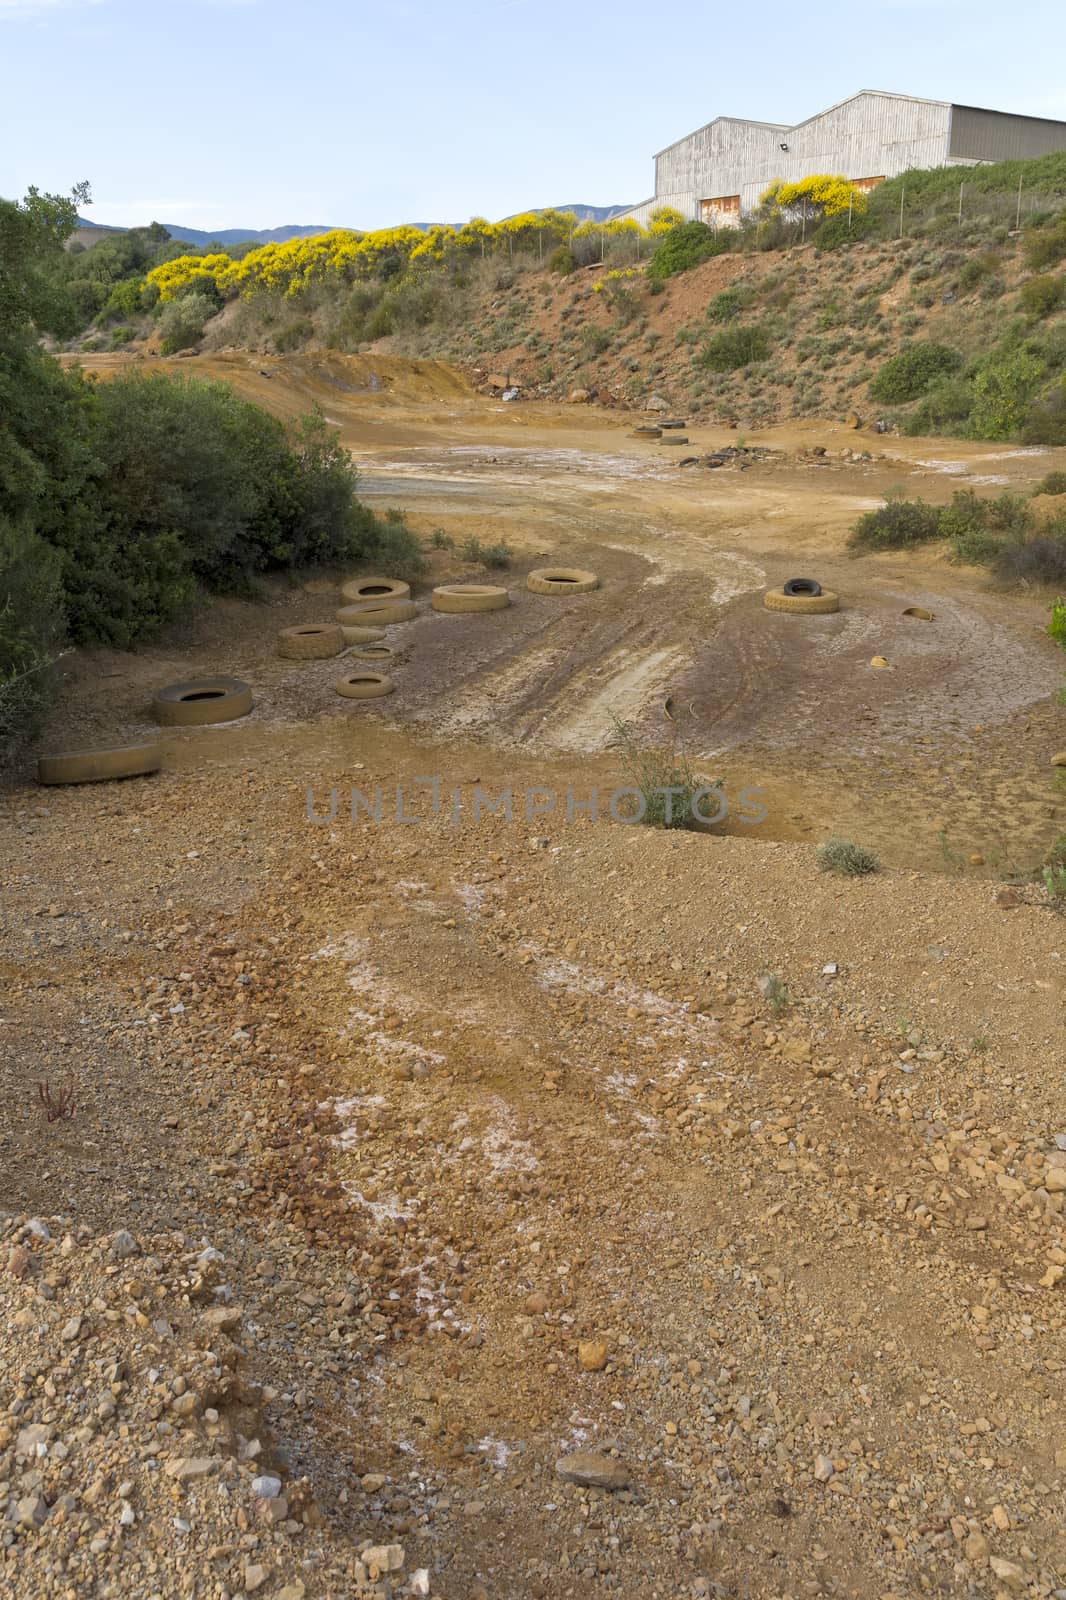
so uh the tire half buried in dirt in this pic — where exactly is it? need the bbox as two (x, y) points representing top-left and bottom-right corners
(763, 586), (840, 615)
(277, 624), (346, 659)
(335, 671), (394, 699)
(38, 740), (163, 786)
(431, 584), (510, 614)
(351, 644), (395, 661)
(151, 675), (253, 726)
(526, 567), (599, 595)
(339, 599), (419, 626)
(339, 575), (411, 604)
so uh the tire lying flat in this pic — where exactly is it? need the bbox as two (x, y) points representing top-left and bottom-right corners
(151, 675), (253, 726)
(431, 584), (510, 614)
(526, 567), (599, 595)
(38, 741), (163, 786)
(335, 671), (395, 699)
(277, 624), (346, 659)
(763, 587), (840, 615)
(338, 599), (419, 625)
(339, 576), (411, 604)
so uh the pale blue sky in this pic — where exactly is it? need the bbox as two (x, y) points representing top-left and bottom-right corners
(3, 0), (1065, 231)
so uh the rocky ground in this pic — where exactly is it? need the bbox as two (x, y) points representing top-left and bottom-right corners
(5, 382), (1066, 1598)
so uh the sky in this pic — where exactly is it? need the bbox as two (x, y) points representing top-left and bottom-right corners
(2, 0), (1066, 231)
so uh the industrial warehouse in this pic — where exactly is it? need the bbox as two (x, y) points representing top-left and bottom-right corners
(623, 88), (1066, 226)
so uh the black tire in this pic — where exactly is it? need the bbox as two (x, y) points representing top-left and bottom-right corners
(782, 578), (823, 598)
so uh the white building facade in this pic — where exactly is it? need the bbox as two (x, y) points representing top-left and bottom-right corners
(623, 91), (1066, 228)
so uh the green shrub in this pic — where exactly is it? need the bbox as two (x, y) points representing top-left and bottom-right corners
(548, 244), (576, 276)
(699, 323), (771, 371)
(813, 210), (871, 251)
(1024, 219), (1066, 270)
(870, 342), (962, 403)
(969, 347), (1045, 440)
(706, 285), (753, 323)
(611, 716), (722, 830)
(108, 325), (135, 349)
(1020, 274), (1065, 320)
(902, 376), (975, 435)
(462, 536), (511, 568)
(581, 325), (610, 357)
(1047, 599), (1066, 649)
(646, 221), (731, 280)
(274, 316), (314, 352)
(1022, 387), (1066, 445)
(0, 515), (63, 753)
(940, 489), (1032, 565)
(848, 497), (942, 550)
(995, 527), (1066, 587)
(157, 290), (215, 354)
(817, 838), (880, 876)
(1034, 471), (1066, 497)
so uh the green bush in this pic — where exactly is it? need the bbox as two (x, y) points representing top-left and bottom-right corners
(274, 316), (314, 352)
(706, 285), (753, 323)
(699, 324), (771, 371)
(902, 376), (975, 435)
(548, 244), (576, 276)
(646, 221), (731, 281)
(813, 210), (871, 251)
(995, 525), (1066, 587)
(1022, 387), (1066, 445)
(1020, 274), (1065, 320)
(940, 489), (1032, 565)
(1034, 472), (1066, 497)
(848, 497), (942, 550)
(870, 342), (962, 403)
(461, 536), (511, 569)
(157, 290), (215, 355)
(1024, 218), (1066, 270)
(0, 515), (63, 753)
(817, 838), (880, 876)
(969, 347), (1045, 440)
(611, 717), (722, 830)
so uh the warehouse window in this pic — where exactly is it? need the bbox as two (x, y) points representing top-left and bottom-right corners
(700, 194), (741, 226)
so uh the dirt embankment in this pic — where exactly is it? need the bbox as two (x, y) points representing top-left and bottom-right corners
(5, 361), (1066, 1600)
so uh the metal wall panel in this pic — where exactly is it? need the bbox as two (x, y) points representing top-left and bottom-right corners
(950, 105), (1066, 161)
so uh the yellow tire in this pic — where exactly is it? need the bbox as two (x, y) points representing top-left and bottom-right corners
(340, 575), (411, 604)
(431, 584), (510, 614)
(526, 567), (599, 596)
(277, 624), (346, 660)
(151, 676), (253, 727)
(335, 671), (395, 700)
(38, 741), (163, 786)
(338, 599), (418, 625)
(337, 623), (386, 645)
(350, 644), (395, 661)
(762, 587), (840, 615)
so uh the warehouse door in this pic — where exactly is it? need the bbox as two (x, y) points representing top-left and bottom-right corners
(700, 194), (741, 226)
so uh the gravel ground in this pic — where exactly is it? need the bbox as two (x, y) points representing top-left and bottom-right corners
(3, 732), (1066, 1599)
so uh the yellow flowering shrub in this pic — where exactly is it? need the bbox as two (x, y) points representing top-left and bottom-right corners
(759, 175), (867, 219)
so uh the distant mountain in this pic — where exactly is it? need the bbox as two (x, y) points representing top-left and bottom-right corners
(72, 204), (634, 247)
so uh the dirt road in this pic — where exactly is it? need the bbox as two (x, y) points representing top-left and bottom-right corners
(4, 354), (1066, 1599)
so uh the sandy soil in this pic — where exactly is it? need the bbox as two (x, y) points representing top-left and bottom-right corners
(5, 354), (1066, 1600)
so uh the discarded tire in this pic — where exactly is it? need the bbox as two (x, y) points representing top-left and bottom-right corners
(277, 624), (346, 660)
(338, 599), (418, 625)
(151, 675), (253, 727)
(902, 605), (934, 621)
(431, 584), (510, 614)
(337, 622), (387, 645)
(335, 671), (395, 699)
(783, 577), (823, 598)
(660, 437), (689, 446)
(632, 426), (662, 439)
(527, 567), (599, 595)
(351, 644), (395, 661)
(38, 740), (163, 786)
(660, 419), (687, 429)
(340, 575), (411, 605)
(763, 587), (840, 614)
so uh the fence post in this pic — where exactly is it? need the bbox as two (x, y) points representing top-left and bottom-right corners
(958, 180), (964, 227)
(899, 184), (905, 239)
(1016, 174), (1023, 230)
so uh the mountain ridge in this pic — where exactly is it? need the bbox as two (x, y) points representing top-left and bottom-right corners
(73, 204), (632, 248)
